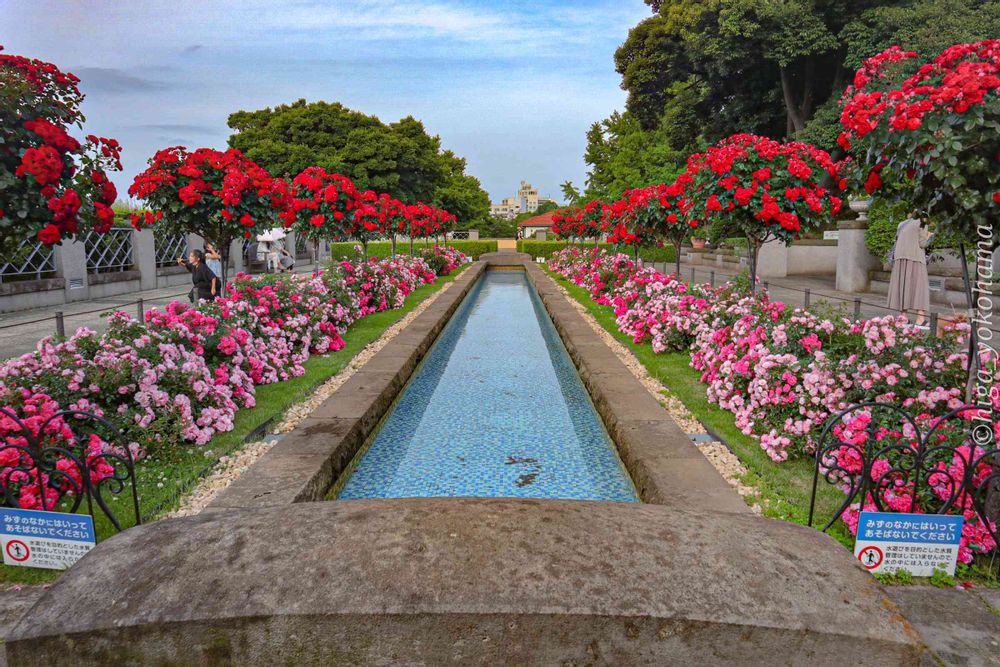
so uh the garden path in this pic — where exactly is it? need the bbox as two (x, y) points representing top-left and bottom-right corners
(0, 265), (315, 360)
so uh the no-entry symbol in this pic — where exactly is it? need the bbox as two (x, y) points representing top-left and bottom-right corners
(5, 539), (29, 562)
(858, 545), (883, 570)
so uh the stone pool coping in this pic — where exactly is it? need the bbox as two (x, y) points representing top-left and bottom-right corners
(206, 251), (745, 512)
(516, 255), (747, 512)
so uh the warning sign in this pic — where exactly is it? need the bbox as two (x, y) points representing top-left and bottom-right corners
(0, 508), (96, 570)
(853, 511), (963, 577)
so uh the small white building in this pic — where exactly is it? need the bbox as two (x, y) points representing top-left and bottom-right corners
(517, 211), (556, 239)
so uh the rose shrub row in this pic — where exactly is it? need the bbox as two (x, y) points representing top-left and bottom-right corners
(0, 247), (462, 509)
(548, 246), (997, 562)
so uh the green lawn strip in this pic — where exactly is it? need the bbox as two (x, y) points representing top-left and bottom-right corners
(548, 269), (1000, 587)
(0, 266), (466, 588)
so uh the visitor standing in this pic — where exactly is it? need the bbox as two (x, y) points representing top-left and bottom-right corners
(886, 216), (934, 327)
(204, 242), (223, 280)
(177, 249), (218, 302)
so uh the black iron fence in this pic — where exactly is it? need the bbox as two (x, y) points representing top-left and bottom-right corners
(0, 408), (141, 533)
(808, 403), (998, 550)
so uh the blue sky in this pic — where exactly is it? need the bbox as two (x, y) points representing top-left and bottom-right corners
(2, 0), (650, 205)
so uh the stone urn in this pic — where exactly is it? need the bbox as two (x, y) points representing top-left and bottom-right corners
(847, 197), (871, 223)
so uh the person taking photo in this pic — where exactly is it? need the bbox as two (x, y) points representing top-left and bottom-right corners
(177, 249), (218, 302)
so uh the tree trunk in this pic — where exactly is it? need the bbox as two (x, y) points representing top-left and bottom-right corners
(674, 239), (682, 279)
(409, 238), (414, 255)
(748, 236), (761, 295)
(362, 239), (368, 260)
(800, 58), (816, 121)
(779, 66), (805, 135)
(391, 235), (397, 258)
(218, 237), (232, 298)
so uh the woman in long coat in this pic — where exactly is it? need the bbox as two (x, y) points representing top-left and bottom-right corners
(886, 217), (934, 327)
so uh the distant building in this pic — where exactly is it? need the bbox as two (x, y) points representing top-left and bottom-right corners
(517, 211), (556, 238)
(490, 180), (557, 220)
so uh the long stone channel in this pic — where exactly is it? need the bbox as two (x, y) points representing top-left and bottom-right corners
(6, 253), (926, 666)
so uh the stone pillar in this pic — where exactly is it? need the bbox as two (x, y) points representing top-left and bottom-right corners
(467, 229), (479, 240)
(133, 229), (157, 291)
(229, 239), (245, 274)
(836, 199), (880, 292)
(56, 239), (90, 303)
(757, 239), (788, 278)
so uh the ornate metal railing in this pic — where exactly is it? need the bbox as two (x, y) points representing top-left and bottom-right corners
(0, 238), (56, 284)
(154, 231), (188, 268)
(0, 408), (140, 533)
(86, 228), (135, 274)
(808, 402), (998, 549)
(451, 231), (470, 240)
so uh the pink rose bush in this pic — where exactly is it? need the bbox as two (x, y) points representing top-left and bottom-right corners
(417, 244), (464, 276)
(549, 246), (996, 560)
(832, 412), (997, 564)
(0, 388), (116, 511)
(0, 252), (455, 509)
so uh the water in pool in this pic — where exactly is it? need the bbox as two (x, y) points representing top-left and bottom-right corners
(337, 270), (639, 502)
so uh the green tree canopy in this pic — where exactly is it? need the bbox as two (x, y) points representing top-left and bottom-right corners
(613, 0), (998, 156)
(580, 111), (682, 201)
(227, 99), (489, 222)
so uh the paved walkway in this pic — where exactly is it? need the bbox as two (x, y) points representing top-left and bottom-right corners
(0, 265), (315, 360)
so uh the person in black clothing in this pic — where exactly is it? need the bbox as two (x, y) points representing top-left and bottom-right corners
(177, 249), (218, 302)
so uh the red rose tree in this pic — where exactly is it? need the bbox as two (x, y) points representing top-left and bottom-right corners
(284, 167), (359, 264)
(685, 134), (842, 291)
(579, 199), (611, 242)
(550, 206), (583, 243)
(129, 146), (290, 287)
(603, 194), (654, 260)
(0, 45), (122, 256)
(405, 202), (454, 251)
(837, 40), (999, 247)
(346, 190), (387, 257)
(375, 193), (407, 256)
(615, 182), (695, 273)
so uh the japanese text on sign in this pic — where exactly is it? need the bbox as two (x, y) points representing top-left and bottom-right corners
(0, 508), (95, 570)
(853, 511), (963, 578)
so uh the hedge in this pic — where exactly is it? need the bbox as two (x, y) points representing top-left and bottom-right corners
(327, 240), (498, 261)
(515, 240), (677, 263)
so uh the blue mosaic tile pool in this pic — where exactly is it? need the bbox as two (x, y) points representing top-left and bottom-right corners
(337, 270), (639, 502)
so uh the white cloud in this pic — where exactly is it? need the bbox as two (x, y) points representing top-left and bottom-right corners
(0, 0), (652, 202)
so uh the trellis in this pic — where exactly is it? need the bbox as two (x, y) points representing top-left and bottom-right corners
(0, 238), (56, 283)
(85, 228), (134, 274)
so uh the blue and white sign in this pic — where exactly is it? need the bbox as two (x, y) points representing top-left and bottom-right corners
(0, 508), (96, 570)
(854, 511), (964, 577)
